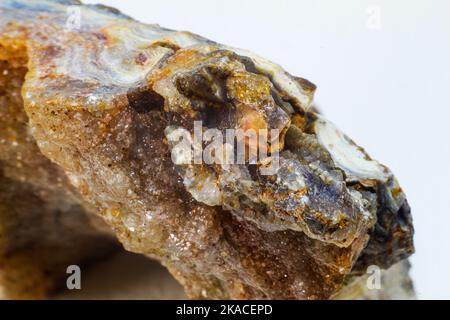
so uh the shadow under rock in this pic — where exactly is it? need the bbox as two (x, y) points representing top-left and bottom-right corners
(56, 251), (185, 300)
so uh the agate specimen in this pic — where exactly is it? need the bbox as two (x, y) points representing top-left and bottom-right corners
(0, 0), (414, 299)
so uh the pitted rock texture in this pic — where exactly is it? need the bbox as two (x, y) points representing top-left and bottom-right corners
(0, 27), (117, 299)
(0, 0), (414, 299)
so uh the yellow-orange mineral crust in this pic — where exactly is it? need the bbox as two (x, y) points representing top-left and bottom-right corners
(0, 0), (414, 299)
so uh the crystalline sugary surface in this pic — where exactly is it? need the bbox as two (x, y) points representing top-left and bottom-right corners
(0, 0), (414, 299)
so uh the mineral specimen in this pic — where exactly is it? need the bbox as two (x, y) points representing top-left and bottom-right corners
(0, 0), (414, 299)
(0, 14), (117, 298)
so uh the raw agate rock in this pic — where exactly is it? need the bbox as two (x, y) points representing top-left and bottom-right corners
(0, 16), (117, 298)
(0, 0), (414, 299)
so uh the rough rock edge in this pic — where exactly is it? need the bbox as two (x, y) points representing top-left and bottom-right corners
(0, 0), (414, 299)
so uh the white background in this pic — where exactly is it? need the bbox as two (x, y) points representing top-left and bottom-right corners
(84, 0), (450, 299)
